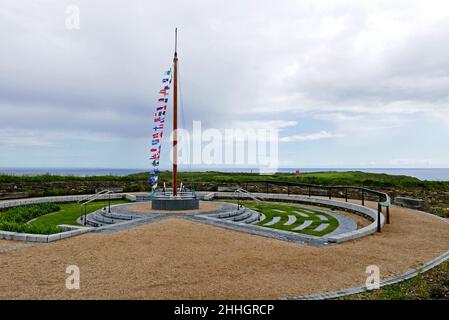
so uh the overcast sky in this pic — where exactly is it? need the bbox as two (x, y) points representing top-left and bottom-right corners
(1, 0), (449, 169)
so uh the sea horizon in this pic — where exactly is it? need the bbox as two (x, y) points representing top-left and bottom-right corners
(1, 167), (448, 181)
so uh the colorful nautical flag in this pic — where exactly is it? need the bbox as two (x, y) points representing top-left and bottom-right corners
(149, 67), (172, 192)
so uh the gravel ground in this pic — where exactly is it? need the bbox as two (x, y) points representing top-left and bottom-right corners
(0, 201), (448, 300)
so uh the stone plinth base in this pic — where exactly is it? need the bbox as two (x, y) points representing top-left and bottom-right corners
(151, 197), (199, 211)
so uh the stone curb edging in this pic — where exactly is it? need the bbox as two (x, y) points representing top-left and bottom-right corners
(283, 214), (449, 300)
(0, 226), (93, 243)
(283, 249), (449, 300)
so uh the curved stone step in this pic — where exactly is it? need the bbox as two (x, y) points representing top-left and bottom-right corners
(100, 210), (134, 220)
(86, 215), (107, 227)
(215, 208), (245, 219)
(92, 212), (116, 224)
(232, 211), (252, 222)
(242, 212), (259, 224)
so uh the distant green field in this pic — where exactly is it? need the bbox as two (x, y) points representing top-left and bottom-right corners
(1, 170), (447, 189)
(30, 199), (129, 230)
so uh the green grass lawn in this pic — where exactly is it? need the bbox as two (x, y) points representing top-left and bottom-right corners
(224, 200), (339, 237)
(29, 199), (129, 230)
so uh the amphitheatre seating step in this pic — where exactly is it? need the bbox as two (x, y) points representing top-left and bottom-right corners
(239, 211), (259, 224)
(243, 214), (259, 224)
(233, 211), (252, 222)
(215, 209), (244, 219)
(292, 220), (313, 231)
(92, 212), (115, 224)
(284, 215), (297, 226)
(86, 216), (105, 227)
(100, 210), (134, 220)
(264, 216), (281, 226)
(272, 209), (285, 213)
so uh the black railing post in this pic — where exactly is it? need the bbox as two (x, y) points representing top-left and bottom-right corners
(237, 191), (240, 210)
(108, 192), (111, 213)
(328, 188), (331, 200)
(362, 190), (365, 206)
(377, 203), (381, 232)
(387, 206), (390, 224)
(345, 188), (348, 202)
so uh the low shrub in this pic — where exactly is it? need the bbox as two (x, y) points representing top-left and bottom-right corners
(0, 203), (62, 234)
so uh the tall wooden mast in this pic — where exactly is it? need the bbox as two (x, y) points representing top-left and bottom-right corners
(172, 28), (178, 196)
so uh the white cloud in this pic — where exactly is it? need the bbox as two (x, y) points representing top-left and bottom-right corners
(231, 120), (297, 131)
(280, 131), (343, 142)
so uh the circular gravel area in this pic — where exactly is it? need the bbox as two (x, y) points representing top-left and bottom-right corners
(0, 200), (448, 299)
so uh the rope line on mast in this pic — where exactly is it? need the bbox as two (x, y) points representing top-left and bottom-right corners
(177, 61), (195, 192)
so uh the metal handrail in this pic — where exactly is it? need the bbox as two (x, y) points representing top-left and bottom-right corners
(234, 188), (262, 202)
(79, 189), (115, 226)
(152, 191), (197, 199)
(242, 180), (391, 232)
(77, 189), (109, 204)
(245, 180), (390, 204)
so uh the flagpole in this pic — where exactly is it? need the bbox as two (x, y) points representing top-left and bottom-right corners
(173, 28), (178, 197)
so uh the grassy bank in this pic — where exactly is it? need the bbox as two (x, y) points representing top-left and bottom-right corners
(0, 203), (62, 234)
(0, 200), (129, 234)
(29, 199), (129, 230)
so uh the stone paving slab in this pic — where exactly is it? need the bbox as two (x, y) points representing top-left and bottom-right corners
(293, 210), (309, 217)
(284, 215), (297, 226)
(264, 216), (281, 226)
(314, 223), (329, 232)
(292, 220), (313, 231)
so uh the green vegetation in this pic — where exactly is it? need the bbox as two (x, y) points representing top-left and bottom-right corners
(231, 200), (338, 237)
(29, 199), (129, 230)
(342, 260), (449, 300)
(0, 203), (62, 234)
(0, 200), (129, 234)
(1, 170), (448, 189)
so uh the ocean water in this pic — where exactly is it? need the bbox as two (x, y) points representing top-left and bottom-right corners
(0, 167), (449, 181)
